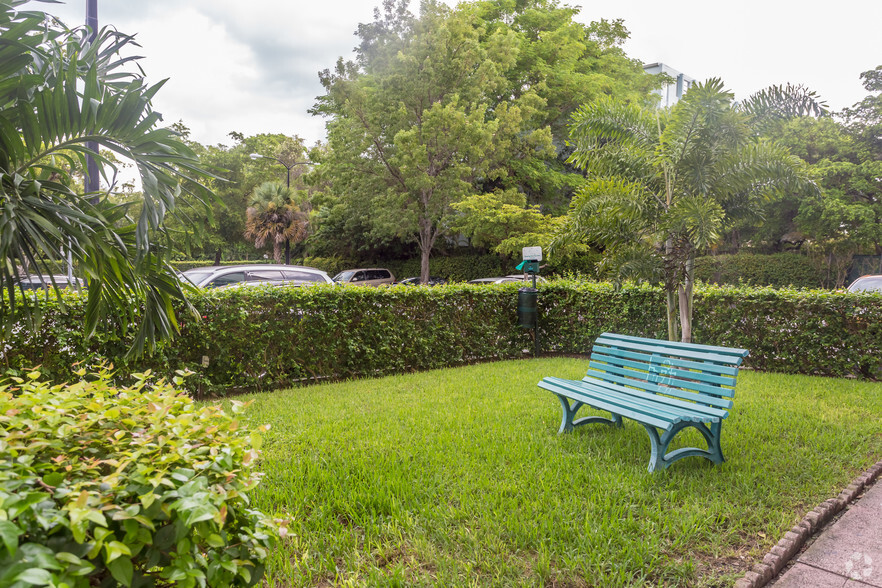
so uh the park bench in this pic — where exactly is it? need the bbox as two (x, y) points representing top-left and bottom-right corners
(538, 332), (749, 472)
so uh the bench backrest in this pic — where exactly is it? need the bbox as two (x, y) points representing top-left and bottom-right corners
(587, 333), (750, 414)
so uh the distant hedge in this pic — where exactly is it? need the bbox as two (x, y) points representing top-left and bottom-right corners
(3, 282), (881, 395)
(171, 252), (829, 286)
(694, 253), (823, 288)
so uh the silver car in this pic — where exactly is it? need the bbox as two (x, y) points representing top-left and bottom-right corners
(468, 275), (547, 285)
(333, 268), (396, 287)
(181, 264), (332, 289)
(847, 275), (882, 293)
(14, 274), (83, 290)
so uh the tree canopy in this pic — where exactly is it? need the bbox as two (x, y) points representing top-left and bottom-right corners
(311, 0), (659, 281)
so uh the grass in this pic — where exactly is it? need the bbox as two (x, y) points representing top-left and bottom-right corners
(229, 358), (882, 587)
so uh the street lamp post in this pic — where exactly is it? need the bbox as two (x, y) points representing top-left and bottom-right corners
(249, 153), (314, 265)
(85, 0), (99, 200)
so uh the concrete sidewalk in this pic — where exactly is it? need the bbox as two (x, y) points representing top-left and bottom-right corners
(772, 479), (882, 587)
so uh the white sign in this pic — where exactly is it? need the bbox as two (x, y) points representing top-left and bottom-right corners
(522, 246), (543, 261)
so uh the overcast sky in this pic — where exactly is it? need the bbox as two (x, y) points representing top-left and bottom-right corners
(34, 0), (882, 148)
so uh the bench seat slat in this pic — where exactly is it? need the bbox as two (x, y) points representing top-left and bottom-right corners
(597, 333), (749, 360)
(584, 368), (734, 410)
(587, 360), (736, 399)
(539, 378), (674, 430)
(578, 375), (729, 420)
(592, 345), (739, 377)
(557, 377), (721, 423)
(590, 351), (738, 387)
(595, 335), (747, 366)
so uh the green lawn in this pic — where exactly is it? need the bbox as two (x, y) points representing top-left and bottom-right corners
(232, 358), (882, 587)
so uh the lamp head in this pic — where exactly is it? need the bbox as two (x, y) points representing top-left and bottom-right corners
(249, 153), (262, 160)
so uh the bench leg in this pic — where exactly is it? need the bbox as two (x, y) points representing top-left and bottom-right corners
(642, 421), (725, 473)
(555, 394), (622, 434)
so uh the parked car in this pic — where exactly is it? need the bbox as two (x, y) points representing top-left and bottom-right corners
(847, 275), (882, 293)
(217, 280), (315, 291)
(333, 268), (396, 287)
(397, 276), (447, 286)
(14, 274), (82, 290)
(467, 274), (547, 285)
(181, 264), (332, 288)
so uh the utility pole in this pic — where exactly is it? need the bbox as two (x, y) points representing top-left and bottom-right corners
(85, 0), (100, 202)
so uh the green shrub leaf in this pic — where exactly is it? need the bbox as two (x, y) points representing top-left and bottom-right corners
(0, 520), (22, 556)
(13, 568), (52, 586)
(107, 555), (134, 586)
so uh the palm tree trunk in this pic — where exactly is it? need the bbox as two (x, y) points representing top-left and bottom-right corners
(664, 237), (679, 341)
(679, 256), (695, 343)
(666, 290), (679, 342)
(284, 239), (290, 265)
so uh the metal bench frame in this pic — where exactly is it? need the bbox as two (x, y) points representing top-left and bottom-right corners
(539, 333), (749, 472)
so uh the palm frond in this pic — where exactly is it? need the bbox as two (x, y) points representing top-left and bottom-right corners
(0, 3), (215, 356)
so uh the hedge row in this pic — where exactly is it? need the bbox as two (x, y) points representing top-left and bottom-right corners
(3, 282), (881, 394)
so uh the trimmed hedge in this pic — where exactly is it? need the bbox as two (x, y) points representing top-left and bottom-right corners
(694, 253), (823, 289)
(3, 282), (882, 394)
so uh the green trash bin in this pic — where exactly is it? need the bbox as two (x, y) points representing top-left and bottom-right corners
(518, 287), (538, 329)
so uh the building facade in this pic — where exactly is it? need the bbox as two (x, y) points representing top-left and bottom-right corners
(643, 62), (695, 108)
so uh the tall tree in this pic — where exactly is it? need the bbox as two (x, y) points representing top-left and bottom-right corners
(312, 0), (659, 279)
(557, 80), (818, 342)
(789, 66), (882, 279)
(169, 131), (309, 261)
(243, 182), (308, 262)
(314, 0), (550, 281)
(0, 1), (213, 355)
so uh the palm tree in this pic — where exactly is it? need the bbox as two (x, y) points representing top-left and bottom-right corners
(557, 79), (818, 342)
(244, 182), (308, 263)
(0, 2), (213, 355)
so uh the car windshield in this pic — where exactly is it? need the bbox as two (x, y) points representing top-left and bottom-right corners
(333, 271), (355, 282)
(181, 269), (214, 285)
(849, 277), (882, 292)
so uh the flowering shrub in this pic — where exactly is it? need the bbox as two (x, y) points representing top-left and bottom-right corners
(0, 367), (284, 587)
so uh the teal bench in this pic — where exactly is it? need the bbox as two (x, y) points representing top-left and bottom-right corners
(539, 333), (749, 472)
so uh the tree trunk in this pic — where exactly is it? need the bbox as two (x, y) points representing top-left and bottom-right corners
(214, 248), (222, 266)
(873, 242), (882, 274)
(418, 212), (433, 283)
(420, 242), (430, 284)
(273, 242), (282, 263)
(284, 239), (291, 265)
(666, 290), (679, 342)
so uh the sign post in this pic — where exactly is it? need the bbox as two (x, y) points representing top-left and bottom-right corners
(516, 247), (542, 357)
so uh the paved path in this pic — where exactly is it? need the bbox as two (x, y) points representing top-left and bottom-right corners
(773, 479), (882, 587)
